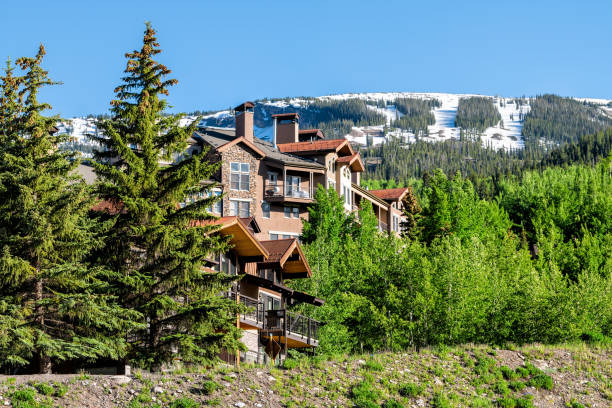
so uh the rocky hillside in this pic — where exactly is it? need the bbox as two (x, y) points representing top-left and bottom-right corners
(1, 344), (610, 407)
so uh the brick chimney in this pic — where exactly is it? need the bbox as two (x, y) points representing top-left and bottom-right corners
(235, 101), (254, 141)
(272, 113), (300, 144)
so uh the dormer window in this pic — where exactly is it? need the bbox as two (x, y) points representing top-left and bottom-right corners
(230, 162), (250, 191)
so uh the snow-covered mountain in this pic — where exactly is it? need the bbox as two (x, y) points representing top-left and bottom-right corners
(56, 92), (612, 156)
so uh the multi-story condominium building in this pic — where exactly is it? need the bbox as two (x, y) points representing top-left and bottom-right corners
(85, 101), (407, 367)
(191, 101), (406, 241)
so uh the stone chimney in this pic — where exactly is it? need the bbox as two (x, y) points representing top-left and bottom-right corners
(235, 101), (254, 141)
(272, 113), (300, 144)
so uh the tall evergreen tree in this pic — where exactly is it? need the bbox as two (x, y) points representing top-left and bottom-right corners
(90, 23), (243, 369)
(0, 46), (139, 374)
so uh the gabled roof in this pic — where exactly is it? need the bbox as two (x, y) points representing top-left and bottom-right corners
(278, 139), (353, 156)
(216, 136), (265, 158)
(195, 128), (324, 169)
(260, 238), (312, 277)
(192, 216), (269, 258)
(298, 129), (325, 139)
(369, 187), (410, 202)
(336, 153), (365, 172)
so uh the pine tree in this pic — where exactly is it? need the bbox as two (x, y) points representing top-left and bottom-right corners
(90, 23), (243, 369)
(0, 46), (139, 374)
(400, 187), (421, 239)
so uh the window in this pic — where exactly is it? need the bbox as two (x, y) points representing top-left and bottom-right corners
(328, 179), (336, 191)
(269, 233), (278, 240)
(207, 190), (222, 214)
(342, 186), (351, 206)
(230, 200), (250, 217)
(328, 159), (335, 172)
(284, 206), (299, 218)
(260, 292), (281, 311)
(267, 172), (278, 185)
(214, 252), (237, 275)
(392, 215), (400, 232)
(262, 202), (270, 218)
(230, 162), (250, 191)
(213, 191), (222, 214)
(286, 175), (301, 196)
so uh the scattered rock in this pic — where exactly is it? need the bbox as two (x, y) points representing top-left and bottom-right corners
(110, 375), (131, 384)
(357, 359), (366, 365)
(234, 403), (246, 408)
(153, 386), (163, 394)
(267, 375), (276, 382)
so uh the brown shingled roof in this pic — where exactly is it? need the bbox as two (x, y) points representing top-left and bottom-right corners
(336, 152), (365, 172)
(278, 139), (351, 155)
(369, 187), (410, 201)
(259, 238), (312, 277)
(260, 239), (296, 263)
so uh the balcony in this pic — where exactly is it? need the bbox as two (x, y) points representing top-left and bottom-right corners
(224, 291), (265, 328)
(264, 180), (313, 203)
(287, 311), (320, 345)
(260, 309), (321, 348)
(224, 291), (321, 348)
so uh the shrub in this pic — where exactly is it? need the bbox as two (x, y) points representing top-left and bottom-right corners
(201, 380), (218, 395)
(364, 359), (384, 371)
(11, 388), (39, 408)
(493, 380), (510, 396)
(351, 379), (381, 408)
(34, 383), (54, 396)
(514, 366), (530, 378)
(515, 395), (535, 408)
(169, 397), (199, 408)
(283, 357), (299, 370)
(497, 398), (516, 408)
(524, 362), (540, 376)
(432, 391), (451, 408)
(527, 373), (553, 390)
(508, 381), (526, 391)
(500, 366), (518, 380)
(12, 389), (36, 402)
(382, 399), (405, 408)
(53, 382), (69, 397)
(398, 382), (423, 398)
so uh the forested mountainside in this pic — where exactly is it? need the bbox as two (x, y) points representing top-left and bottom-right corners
(58, 92), (612, 181)
(522, 94), (612, 148)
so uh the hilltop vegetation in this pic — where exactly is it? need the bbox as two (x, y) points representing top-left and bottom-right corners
(391, 98), (440, 136)
(455, 97), (501, 132)
(522, 94), (612, 148)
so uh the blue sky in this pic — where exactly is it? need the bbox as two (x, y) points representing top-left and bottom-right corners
(1, 1), (611, 116)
